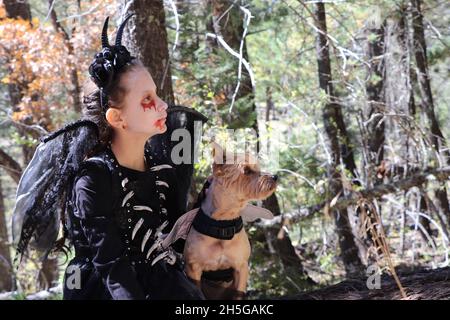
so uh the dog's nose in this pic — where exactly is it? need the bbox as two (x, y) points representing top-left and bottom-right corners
(271, 175), (278, 182)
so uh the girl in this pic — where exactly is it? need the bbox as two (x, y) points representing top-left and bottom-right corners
(12, 15), (205, 300)
(62, 16), (205, 300)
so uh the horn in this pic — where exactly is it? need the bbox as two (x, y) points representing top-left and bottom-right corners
(102, 17), (110, 48)
(115, 13), (134, 47)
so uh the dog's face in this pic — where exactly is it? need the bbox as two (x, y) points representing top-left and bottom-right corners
(211, 143), (278, 202)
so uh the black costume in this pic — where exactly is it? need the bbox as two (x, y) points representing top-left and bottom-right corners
(64, 145), (204, 299)
(12, 15), (208, 300)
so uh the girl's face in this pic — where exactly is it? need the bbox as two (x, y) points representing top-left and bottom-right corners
(114, 67), (168, 137)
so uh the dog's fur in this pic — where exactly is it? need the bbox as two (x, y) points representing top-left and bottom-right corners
(180, 143), (277, 298)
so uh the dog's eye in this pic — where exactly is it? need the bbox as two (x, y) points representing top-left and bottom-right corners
(244, 167), (252, 175)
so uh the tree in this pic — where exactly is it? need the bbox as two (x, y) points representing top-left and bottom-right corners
(206, 0), (313, 288)
(411, 0), (450, 225)
(312, 2), (364, 276)
(120, 0), (175, 105)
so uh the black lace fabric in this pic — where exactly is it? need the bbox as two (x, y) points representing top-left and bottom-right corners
(12, 120), (100, 260)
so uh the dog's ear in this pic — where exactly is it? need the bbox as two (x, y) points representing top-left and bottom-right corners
(211, 141), (224, 164)
(210, 142), (226, 176)
(212, 141), (231, 166)
(212, 163), (224, 176)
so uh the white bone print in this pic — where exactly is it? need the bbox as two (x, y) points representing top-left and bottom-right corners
(151, 251), (169, 266)
(150, 164), (173, 171)
(146, 238), (162, 259)
(121, 190), (134, 207)
(133, 205), (153, 212)
(141, 229), (153, 252)
(156, 181), (169, 188)
(131, 218), (144, 240)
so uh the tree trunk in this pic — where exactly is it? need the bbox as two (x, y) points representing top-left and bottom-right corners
(0, 176), (13, 292)
(262, 194), (315, 285)
(38, 258), (59, 291)
(365, 22), (386, 172)
(206, 0), (310, 284)
(121, 0), (175, 105)
(3, 0), (32, 21)
(410, 0), (450, 225)
(207, 0), (258, 134)
(313, 2), (364, 276)
(47, 0), (82, 113)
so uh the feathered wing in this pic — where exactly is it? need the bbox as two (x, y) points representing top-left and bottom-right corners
(147, 105), (208, 213)
(12, 120), (100, 261)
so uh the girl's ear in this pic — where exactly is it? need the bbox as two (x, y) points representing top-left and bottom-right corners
(105, 108), (125, 129)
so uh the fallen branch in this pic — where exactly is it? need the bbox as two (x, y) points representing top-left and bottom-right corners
(285, 267), (450, 300)
(257, 166), (450, 228)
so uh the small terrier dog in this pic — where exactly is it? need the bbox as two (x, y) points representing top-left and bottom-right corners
(162, 143), (277, 299)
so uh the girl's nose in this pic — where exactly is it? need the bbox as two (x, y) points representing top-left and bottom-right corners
(157, 99), (168, 112)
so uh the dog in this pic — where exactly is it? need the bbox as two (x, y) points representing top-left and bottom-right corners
(162, 143), (278, 299)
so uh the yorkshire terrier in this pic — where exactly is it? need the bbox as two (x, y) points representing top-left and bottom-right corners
(162, 142), (277, 299)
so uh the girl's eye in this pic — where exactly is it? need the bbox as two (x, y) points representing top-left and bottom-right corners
(141, 97), (156, 111)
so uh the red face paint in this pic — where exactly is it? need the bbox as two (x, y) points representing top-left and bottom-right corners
(141, 99), (156, 111)
(154, 117), (166, 130)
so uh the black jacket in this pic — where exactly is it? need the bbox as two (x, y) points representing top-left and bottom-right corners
(63, 145), (204, 300)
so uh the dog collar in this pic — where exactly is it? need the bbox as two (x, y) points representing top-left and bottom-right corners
(192, 207), (243, 240)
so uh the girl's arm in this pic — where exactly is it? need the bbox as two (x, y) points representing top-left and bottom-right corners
(73, 165), (145, 300)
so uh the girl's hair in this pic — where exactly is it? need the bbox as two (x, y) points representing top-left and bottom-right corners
(50, 59), (145, 258)
(82, 58), (145, 154)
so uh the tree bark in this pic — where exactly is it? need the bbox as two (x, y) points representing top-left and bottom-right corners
(121, 0), (175, 105)
(47, 0), (82, 113)
(365, 23), (386, 171)
(3, 0), (32, 21)
(207, 0), (310, 283)
(410, 0), (450, 225)
(313, 2), (364, 276)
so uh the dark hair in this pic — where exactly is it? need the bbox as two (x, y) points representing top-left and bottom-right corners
(82, 58), (145, 153)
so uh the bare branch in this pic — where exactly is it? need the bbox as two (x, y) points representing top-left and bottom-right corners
(0, 147), (22, 184)
(257, 166), (450, 228)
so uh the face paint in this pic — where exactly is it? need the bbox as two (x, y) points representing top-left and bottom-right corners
(154, 117), (166, 130)
(141, 98), (156, 111)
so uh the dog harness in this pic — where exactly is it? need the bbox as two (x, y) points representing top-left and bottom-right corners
(192, 207), (244, 240)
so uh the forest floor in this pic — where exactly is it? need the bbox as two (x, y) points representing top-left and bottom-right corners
(286, 266), (450, 300)
(1, 266), (449, 300)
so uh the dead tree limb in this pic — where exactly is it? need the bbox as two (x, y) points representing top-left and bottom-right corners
(0, 147), (22, 184)
(257, 166), (450, 228)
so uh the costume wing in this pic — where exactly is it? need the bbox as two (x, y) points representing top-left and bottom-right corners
(12, 120), (100, 260)
(147, 105), (208, 212)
